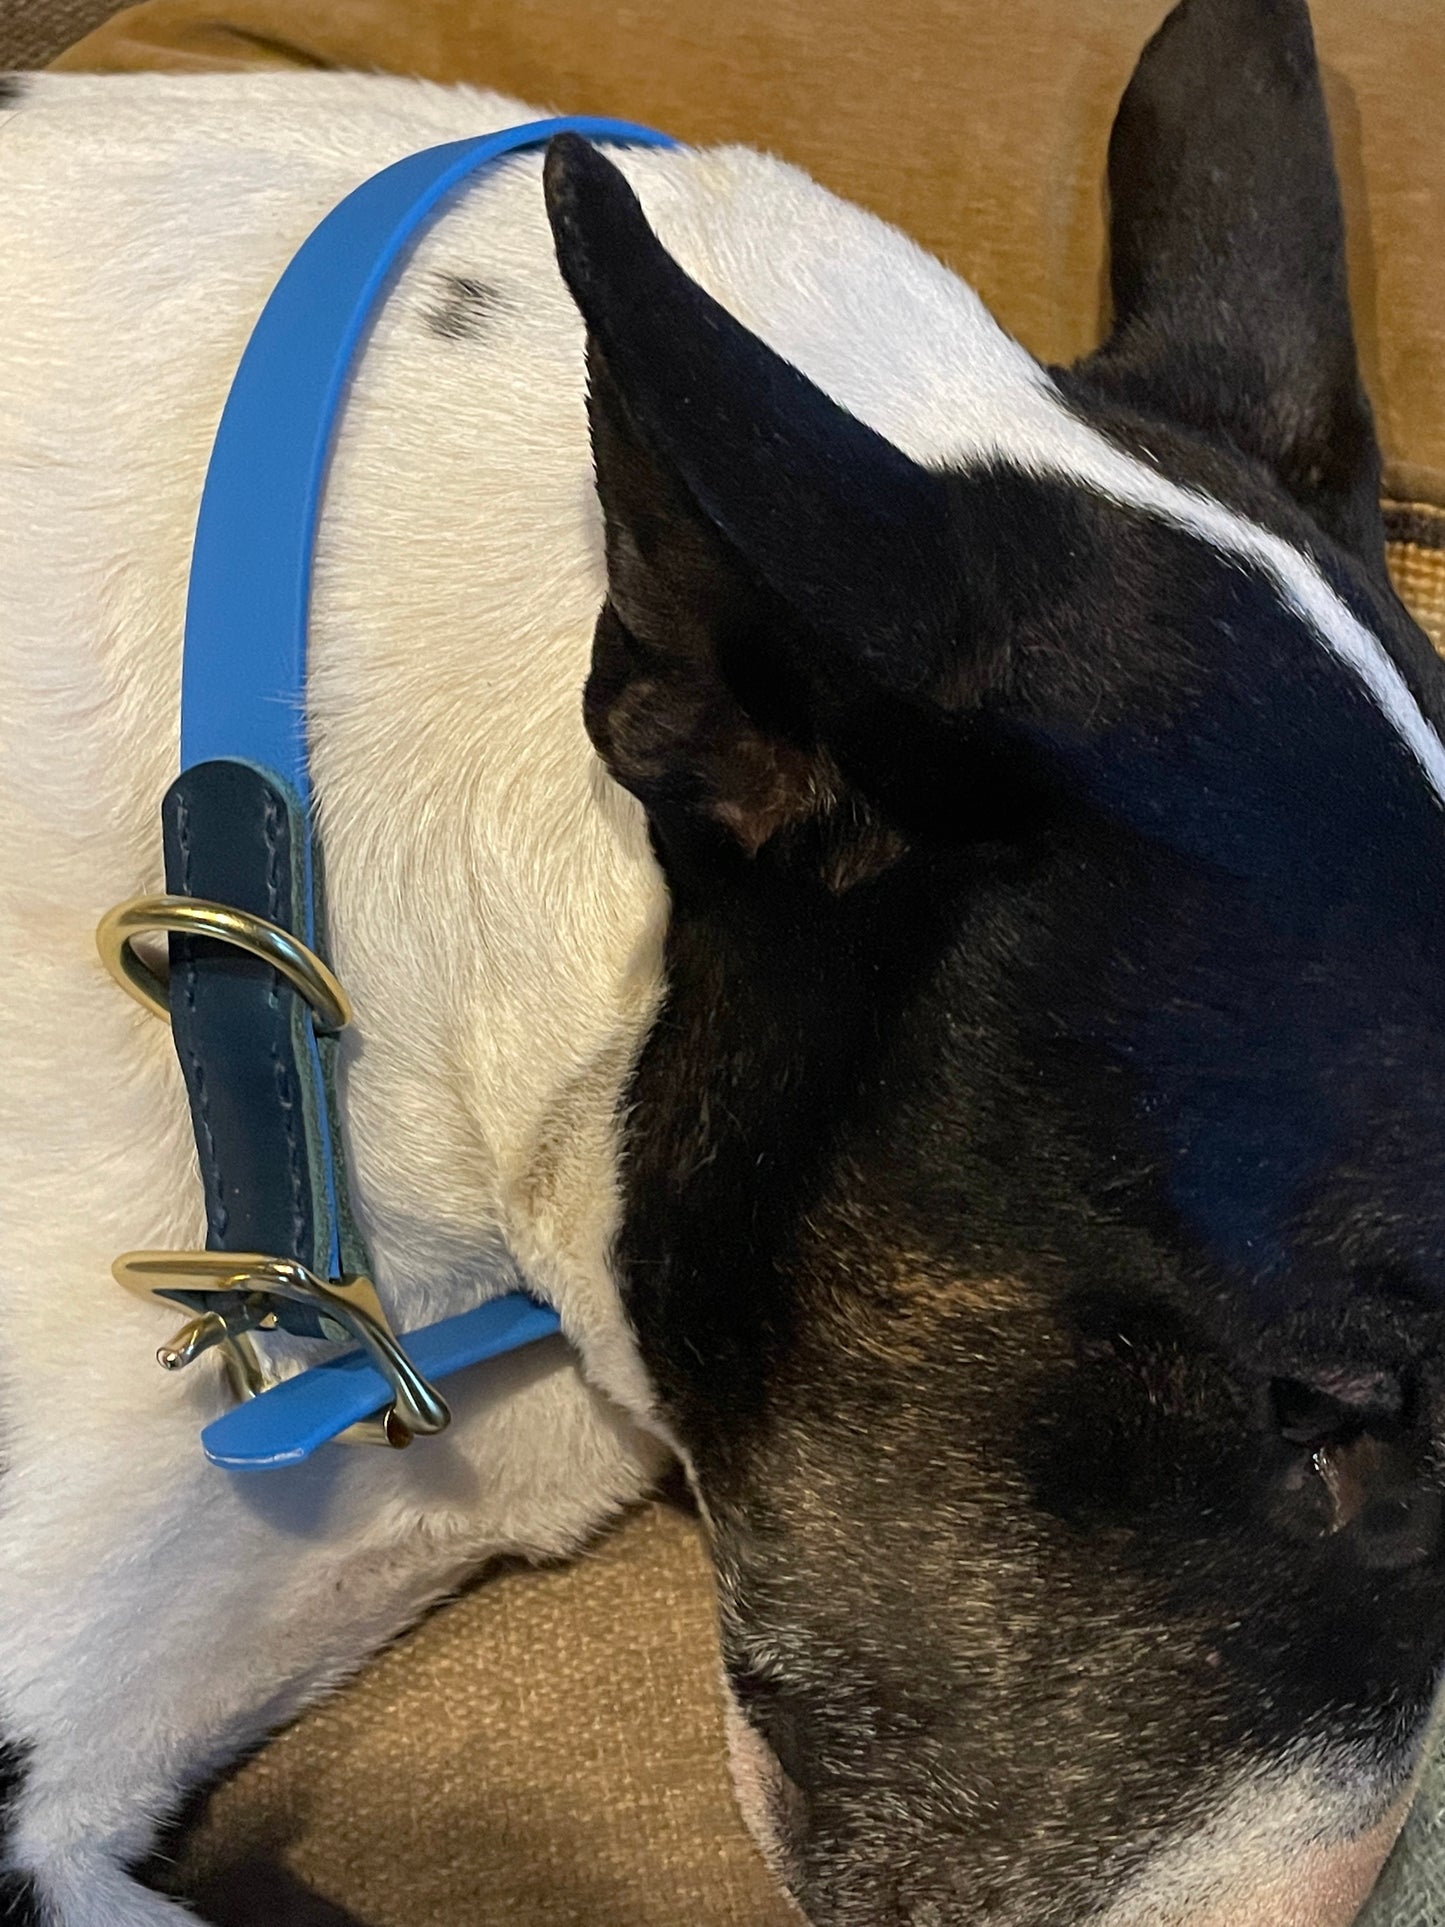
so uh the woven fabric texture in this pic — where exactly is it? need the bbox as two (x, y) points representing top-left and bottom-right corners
(165, 1498), (797, 1926)
(1387, 514), (1445, 654)
(2, 0), (120, 69)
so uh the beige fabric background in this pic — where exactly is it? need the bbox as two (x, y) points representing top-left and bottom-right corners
(7, 0), (1445, 1920)
(169, 1496), (796, 1926)
(3, 0), (117, 69)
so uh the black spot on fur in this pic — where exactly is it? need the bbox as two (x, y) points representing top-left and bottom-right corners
(0, 77), (27, 111)
(423, 272), (503, 341)
(0, 1742), (40, 1926)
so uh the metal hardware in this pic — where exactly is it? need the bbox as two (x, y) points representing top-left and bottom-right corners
(156, 1307), (269, 1404)
(336, 1406), (416, 1450)
(96, 895), (352, 1031)
(114, 1250), (450, 1445)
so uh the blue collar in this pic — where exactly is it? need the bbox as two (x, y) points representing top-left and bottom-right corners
(97, 115), (675, 1469)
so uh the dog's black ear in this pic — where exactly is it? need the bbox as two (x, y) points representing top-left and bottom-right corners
(1076, 0), (1386, 577)
(544, 135), (980, 852)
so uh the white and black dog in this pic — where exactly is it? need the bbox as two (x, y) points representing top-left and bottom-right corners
(2, 0), (1443, 1921)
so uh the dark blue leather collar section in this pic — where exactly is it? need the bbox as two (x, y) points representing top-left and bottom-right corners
(167, 115), (676, 1469)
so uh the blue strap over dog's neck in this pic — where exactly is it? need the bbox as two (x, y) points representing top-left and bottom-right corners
(182, 115), (675, 801)
(169, 116), (675, 1469)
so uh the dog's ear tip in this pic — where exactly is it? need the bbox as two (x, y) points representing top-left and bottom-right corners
(542, 132), (586, 221)
(544, 133), (632, 214)
(543, 133), (607, 244)
(544, 135), (650, 303)
(542, 127), (588, 178)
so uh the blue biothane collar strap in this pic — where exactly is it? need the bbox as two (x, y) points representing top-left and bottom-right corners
(146, 116), (675, 1471)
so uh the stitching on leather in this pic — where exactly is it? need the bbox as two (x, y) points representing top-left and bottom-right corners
(176, 790), (228, 1238)
(263, 786), (308, 1253)
(272, 1048), (306, 1253)
(263, 788), (284, 995)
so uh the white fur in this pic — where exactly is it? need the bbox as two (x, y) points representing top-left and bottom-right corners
(0, 71), (1432, 1923)
(1093, 1748), (1411, 1927)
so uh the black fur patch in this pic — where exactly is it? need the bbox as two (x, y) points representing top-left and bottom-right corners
(549, 3), (1445, 1917)
(423, 272), (503, 341)
(0, 77), (27, 111)
(606, 486), (1445, 1913)
(0, 1874), (41, 1927)
(0, 1742), (40, 1926)
(548, 144), (1445, 1909)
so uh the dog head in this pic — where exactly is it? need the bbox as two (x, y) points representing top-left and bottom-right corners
(544, 0), (1445, 1920)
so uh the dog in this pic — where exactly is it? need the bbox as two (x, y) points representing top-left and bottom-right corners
(3, 0), (1444, 1920)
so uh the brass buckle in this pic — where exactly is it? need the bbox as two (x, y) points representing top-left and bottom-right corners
(113, 1252), (451, 1449)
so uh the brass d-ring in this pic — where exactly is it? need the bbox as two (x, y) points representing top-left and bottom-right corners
(97, 895), (353, 1031)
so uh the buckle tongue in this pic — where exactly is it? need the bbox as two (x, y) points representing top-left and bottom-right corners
(114, 1251), (451, 1449)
